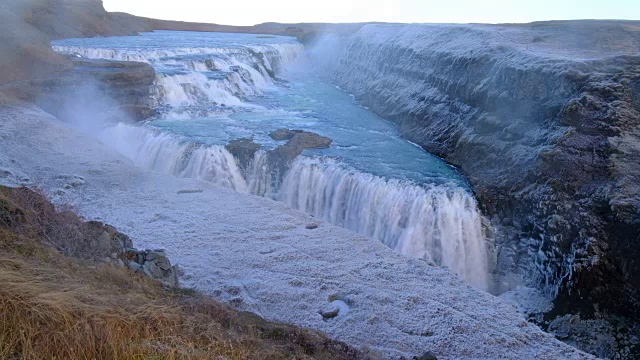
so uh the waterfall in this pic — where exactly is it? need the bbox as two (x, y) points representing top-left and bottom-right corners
(152, 72), (247, 108)
(53, 33), (491, 290)
(279, 157), (490, 290)
(100, 123), (248, 192)
(99, 122), (490, 289)
(53, 43), (305, 111)
(247, 150), (275, 197)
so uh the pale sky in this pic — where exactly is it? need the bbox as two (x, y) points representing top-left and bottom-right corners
(103, 0), (640, 26)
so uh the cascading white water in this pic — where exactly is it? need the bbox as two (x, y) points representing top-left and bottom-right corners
(52, 45), (304, 68)
(246, 150), (274, 197)
(100, 123), (248, 192)
(52, 32), (492, 290)
(54, 43), (305, 111)
(279, 157), (490, 290)
(153, 72), (247, 108)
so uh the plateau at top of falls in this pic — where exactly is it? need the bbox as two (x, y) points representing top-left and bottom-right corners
(342, 21), (640, 61)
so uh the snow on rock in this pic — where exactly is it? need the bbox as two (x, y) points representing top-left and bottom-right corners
(0, 104), (593, 359)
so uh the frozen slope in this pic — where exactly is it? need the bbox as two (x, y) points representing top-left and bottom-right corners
(0, 103), (592, 359)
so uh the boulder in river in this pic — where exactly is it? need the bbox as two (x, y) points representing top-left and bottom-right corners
(227, 130), (333, 186)
(270, 130), (332, 162)
(269, 128), (305, 141)
(225, 138), (262, 171)
(267, 130), (333, 180)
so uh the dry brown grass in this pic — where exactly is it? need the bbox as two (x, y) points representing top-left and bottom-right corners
(0, 185), (86, 257)
(0, 186), (366, 360)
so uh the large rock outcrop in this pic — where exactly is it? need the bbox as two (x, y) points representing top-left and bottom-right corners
(52, 58), (155, 120)
(0, 185), (179, 287)
(0, 0), (151, 85)
(3, 57), (156, 121)
(226, 129), (333, 182)
(311, 21), (640, 322)
(0, 0), (156, 119)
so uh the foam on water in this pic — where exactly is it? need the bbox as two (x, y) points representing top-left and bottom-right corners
(152, 72), (246, 108)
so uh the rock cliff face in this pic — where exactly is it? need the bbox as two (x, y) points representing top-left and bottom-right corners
(0, 0), (156, 119)
(311, 21), (640, 321)
(26, 0), (151, 40)
(0, 0), (151, 85)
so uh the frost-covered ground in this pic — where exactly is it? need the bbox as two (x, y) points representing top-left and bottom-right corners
(0, 103), (593, 359)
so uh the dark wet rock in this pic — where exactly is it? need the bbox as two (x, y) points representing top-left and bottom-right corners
(269, 128), (305, 141)
(319, 305), (340, 319)
(225, 138), (262, 171)
(268, 130), (332, 179)
(288, 132), (333, 149)
(204, 59), (219, 71)
(227, 131), (332, 187)
(547, 314), (640, 359)
(412, 352), (438, 360)
(247, 49), (277, 78)
(269, 129), (334, 151)
(270, 131), (332, 161)
(413, 351), (438, 360)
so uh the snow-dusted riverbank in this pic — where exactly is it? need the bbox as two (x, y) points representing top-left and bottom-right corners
(0, 103), (591, 359)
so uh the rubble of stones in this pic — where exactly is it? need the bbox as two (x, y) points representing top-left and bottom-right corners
(90, 221), (179, 288)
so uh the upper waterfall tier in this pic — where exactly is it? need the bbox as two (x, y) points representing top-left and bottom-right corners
(53, 31), (304, 114)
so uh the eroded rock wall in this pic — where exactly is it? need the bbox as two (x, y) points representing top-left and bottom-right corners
(312, 21), (640, 320)
(0, 0), (151, 85)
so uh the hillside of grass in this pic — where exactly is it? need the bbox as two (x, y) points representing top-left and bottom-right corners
(0, 185), (369, 360)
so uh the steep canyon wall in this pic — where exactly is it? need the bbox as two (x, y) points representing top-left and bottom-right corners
(310, 21), (640, 320)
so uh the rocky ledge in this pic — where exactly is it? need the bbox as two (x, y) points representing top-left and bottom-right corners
(89, 221), (180, 288)
(226, 128), (333, 180)
(2, 57), (156, 121)
(1, 0), (157, 120)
